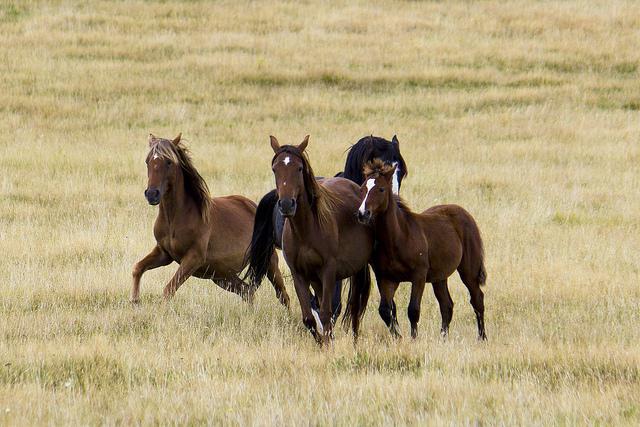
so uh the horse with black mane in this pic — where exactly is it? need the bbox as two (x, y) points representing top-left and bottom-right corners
(131, 133), (290, 307)
(355, 160), (487, 340)
(264, 135), (374, 344)
(246, 135), (407, 320)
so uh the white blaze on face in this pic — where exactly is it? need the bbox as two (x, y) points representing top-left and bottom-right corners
(391, 162), (400, 195)
(283, 156), (290, 165)
(359, 178), (376, 214)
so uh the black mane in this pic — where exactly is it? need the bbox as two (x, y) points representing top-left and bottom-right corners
(340, 135), (408, 186)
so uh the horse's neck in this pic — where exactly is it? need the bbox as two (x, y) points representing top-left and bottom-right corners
(287, 193), (318, 238)
(375, 199), (407, 249)
(158, 170), (194, 224)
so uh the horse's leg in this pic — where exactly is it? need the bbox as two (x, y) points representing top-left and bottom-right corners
(460, 274), (487, 341)
(162, 252), (203, 300)
(432, 280), (454, 338)
(266, 252), (290, 308)
(377, 278), (401, 338)
(291, 272), (322, 343)
(212, 275), (256, 303)
(408, 277), (427, 339)
(331, 280), (343, 323)
(131, 245), (172, 303)
(319, 262), (337, 345)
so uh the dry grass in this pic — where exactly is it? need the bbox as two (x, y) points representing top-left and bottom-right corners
(1, 0), (639, 424)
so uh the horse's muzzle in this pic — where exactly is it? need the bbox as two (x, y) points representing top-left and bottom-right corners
(145, 188), (161, 205)
(357, 210), (372, 224)
(278, 198), (297, 217)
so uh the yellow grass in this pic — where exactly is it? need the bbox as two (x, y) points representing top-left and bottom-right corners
(1, 0), (639, 424)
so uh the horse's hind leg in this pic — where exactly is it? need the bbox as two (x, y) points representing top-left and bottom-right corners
(459, 272), (487, 340)
(377, 278), (401, 338)
(213, 275), (256, 303)
(266, 252), (290, 308)
(432, 280), (454, 338)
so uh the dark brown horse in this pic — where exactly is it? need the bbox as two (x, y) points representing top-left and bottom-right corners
(131, 133), (289, 307)
(355, 160), (487, 340)
(266, 135), (373, 344)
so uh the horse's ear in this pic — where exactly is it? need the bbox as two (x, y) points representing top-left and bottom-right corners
(391, 135), (399, 147)
(172, 133), (182, 145)
(148, 133), (156, 147)
(297, 135), (309, 152)
(270, 136), (280, 153)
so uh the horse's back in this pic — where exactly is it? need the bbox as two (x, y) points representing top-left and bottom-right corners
(321, 177), (361, 206)
(202, 195), (257, 274)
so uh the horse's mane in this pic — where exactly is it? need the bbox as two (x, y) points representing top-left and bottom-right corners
(342, 135), (408, 185)
(273, 145), (340, 228)
(147, 138), (212, 222)
(363, 159), (412, 215)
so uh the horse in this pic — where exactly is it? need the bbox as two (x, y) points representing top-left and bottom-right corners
(265, 135), (374, 344)
(355, 160), (487, 340)
(246, 135), (407, 320)
(130, 133), (290, 308)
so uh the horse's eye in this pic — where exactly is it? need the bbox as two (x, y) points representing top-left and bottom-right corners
(379, 188), (385, 193)
(298, 166), (303, 172)
(166, 160), (172, 166)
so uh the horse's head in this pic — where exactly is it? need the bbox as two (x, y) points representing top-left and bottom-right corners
(368, 135), (406, 194)
(269, 135), (310, 217)
(344, 135), (407, 191)
(144, 133), (182, 205)
(357, 159), (396, 224)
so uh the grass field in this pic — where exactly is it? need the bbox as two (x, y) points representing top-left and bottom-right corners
(1, 0), (640, 424)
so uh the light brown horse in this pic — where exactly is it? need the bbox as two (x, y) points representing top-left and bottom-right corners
(131, 133), (289, 307)
(266, 135), (373, 344)
(356, 160), (487, 340)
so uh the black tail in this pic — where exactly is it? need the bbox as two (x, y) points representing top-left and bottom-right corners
(245, 190), (279, 288)
(342, 265), (371, 337)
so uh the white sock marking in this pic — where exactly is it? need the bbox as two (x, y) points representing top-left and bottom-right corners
(359, 178), (376, 214)
(391, 162), (400, 195)
(311, 309), (324, 334)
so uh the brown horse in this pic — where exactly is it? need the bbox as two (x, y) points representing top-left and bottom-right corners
(131, 133), (289, 307)
(356, 160), (487, 340)
(266, 135), (373, 344)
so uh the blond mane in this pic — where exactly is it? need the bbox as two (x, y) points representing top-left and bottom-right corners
(147, 137), (212, 222)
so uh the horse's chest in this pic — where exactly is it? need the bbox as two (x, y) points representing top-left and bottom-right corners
(285, 244), (323, 275)
(155, 230), (190, 262)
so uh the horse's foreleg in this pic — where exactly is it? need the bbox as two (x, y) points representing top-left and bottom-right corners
(162, 252), (202, 300)
(266, 252), (290, 308)
(131, 245), (172, 303)
(432, 280), (454, 338)
(377, 278), (401, 338)
(291, 272), (321, 343)
(319, 262), (338, 345)
(408, 276), (427, 339)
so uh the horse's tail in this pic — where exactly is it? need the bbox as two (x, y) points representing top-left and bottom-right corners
(245, 189), (279, 288)
(461, 211), (487, 287)
(342, 265), (371, 337)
